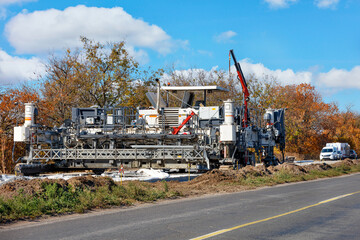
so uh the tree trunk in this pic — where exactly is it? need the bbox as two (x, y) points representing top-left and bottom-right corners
(1, 136), (6, 174)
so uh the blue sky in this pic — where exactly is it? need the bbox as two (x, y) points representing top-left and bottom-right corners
(0, 0), (359, 112)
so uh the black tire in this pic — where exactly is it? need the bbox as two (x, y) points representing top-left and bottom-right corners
(92, 169), (105, 175)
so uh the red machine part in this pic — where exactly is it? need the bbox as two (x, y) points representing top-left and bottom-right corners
(172, 111), (195, 135)
(229, 49), (250, 127)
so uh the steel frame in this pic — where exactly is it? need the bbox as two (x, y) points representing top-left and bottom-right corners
(31, 147), (206, 162)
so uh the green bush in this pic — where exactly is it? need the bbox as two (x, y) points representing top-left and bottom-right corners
(0, 162), (359, 223)
(0, 181), (173, 223)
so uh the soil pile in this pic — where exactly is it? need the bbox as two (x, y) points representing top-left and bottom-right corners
(1, 160), (359, 200)
(270, 163), (308, 175)
(67, 176), (115, 191)
(0, 178), (68, 199)
(191, 162), (308, 185)
(0, 176), (116, 199)
(331, 159), (359, 168)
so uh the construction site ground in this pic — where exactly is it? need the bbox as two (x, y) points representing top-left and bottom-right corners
(1, 159), (358, 201)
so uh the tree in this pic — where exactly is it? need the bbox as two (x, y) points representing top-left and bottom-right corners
(41, 37), (161, 126)
(162, 67), (278, 126)
(0, 87), (39, 173)
(272, 83), (338, 157)
(332, 107), (360, 154)
(40, 49), (81, 126)
(162, 68), (236, 106)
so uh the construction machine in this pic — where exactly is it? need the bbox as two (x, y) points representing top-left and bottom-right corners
(13, 50), (285, 175)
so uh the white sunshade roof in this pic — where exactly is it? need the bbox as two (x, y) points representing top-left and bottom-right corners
(161, 85), (229, 92)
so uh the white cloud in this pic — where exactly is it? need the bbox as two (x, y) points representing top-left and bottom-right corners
(161, 60), (311, 87)
(264, 0), (298, 8)
(235, 59), (312, 85)
(0, 0), (36, 6)
(315, 0), (340, 9)
(161, 59), (360, 93)
(0, 0), (36, 19)
(316, 66), (360, 89)
(125, 46), (149, 64)
(235, 61), (360, 90)
(0, 49), (44, 85)
(161, 66), (221, 85)
(5, 5), (186, 56)
(214, 31), (237, 43)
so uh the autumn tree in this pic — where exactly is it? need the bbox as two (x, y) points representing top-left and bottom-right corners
(163, 67), (278, 125)
(40, 49), (81, 126)
(162, 68), (235, 106)
(271, 83), (338, 157)
(41, 37), (161, 126)
(0, 87), (39, 173)
(332, 108), (360, 154)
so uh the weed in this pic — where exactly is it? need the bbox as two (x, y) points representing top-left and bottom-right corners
(1, 161), (360, 223)
(163, 180), (169, 193)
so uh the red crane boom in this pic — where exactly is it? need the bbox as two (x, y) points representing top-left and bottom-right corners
(229, 49), (249, 127)
(172, 111), (195, 135)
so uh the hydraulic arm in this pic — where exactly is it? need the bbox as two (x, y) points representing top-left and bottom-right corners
(229, 49), (250, 127)
(172, 111), (195, 135)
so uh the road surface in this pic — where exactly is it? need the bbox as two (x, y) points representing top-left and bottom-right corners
(1, 173), (360, 240)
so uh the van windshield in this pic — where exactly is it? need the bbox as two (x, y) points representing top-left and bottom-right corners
(321, 148), (333, 153)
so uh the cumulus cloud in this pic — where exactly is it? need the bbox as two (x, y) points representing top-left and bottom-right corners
(162, 66), (219, 79)
(317, 66), (360, 89)
(5, 5), (186, 56)
(315, 0), (340, 9)
(235, 59), (312, 85)
(264, 0), (298, 8)
(161, 58), (360, 93)
(0, 49), (44, 85)
(161, 60), (311, 87)
(214, 31), (237, 43)
(0, 0), (36, 19)
(125, 46), (149, 64)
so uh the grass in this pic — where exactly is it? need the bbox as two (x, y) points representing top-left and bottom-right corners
(1, 162), (360, 223)
(0, 181), (180, 223)
(236, 162), (360, 188)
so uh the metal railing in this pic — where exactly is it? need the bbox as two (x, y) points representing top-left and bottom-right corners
(31, 147), (205, 162)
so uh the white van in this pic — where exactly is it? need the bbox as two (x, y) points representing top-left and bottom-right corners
(326, 143), (350, 158)
(320, 147), (338, 160)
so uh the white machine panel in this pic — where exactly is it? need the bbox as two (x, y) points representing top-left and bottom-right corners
(139, 109), (159, 127)
(178, 109), (188, 125)
(199, 106), (219, 120)
(107, 115), (113, 125)
(220, 125), (236, 142)
(14, 126), (29, 142)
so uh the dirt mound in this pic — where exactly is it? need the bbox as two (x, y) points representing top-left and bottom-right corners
(0, 178), (68, 199)
(1, 159), (359, 201)
(0, 176), (116, 199)
(191, 169), (235, 184)
(303, 163), (332, 172)
(270, 163), (308, 175)
(67, 176), (115, 191)
(331, 159), (359, 168)
(192, 165), (275, 185)
(241, 165), (273, 177)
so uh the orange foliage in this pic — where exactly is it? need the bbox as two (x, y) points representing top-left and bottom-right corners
(1, 62), (360, 173)
(332, 109), (360, 154)
(0, 87), (39, 173)
(271, 83), (339, 158)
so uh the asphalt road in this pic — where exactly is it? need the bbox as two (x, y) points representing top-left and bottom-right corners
(1, 173), (360, 240)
